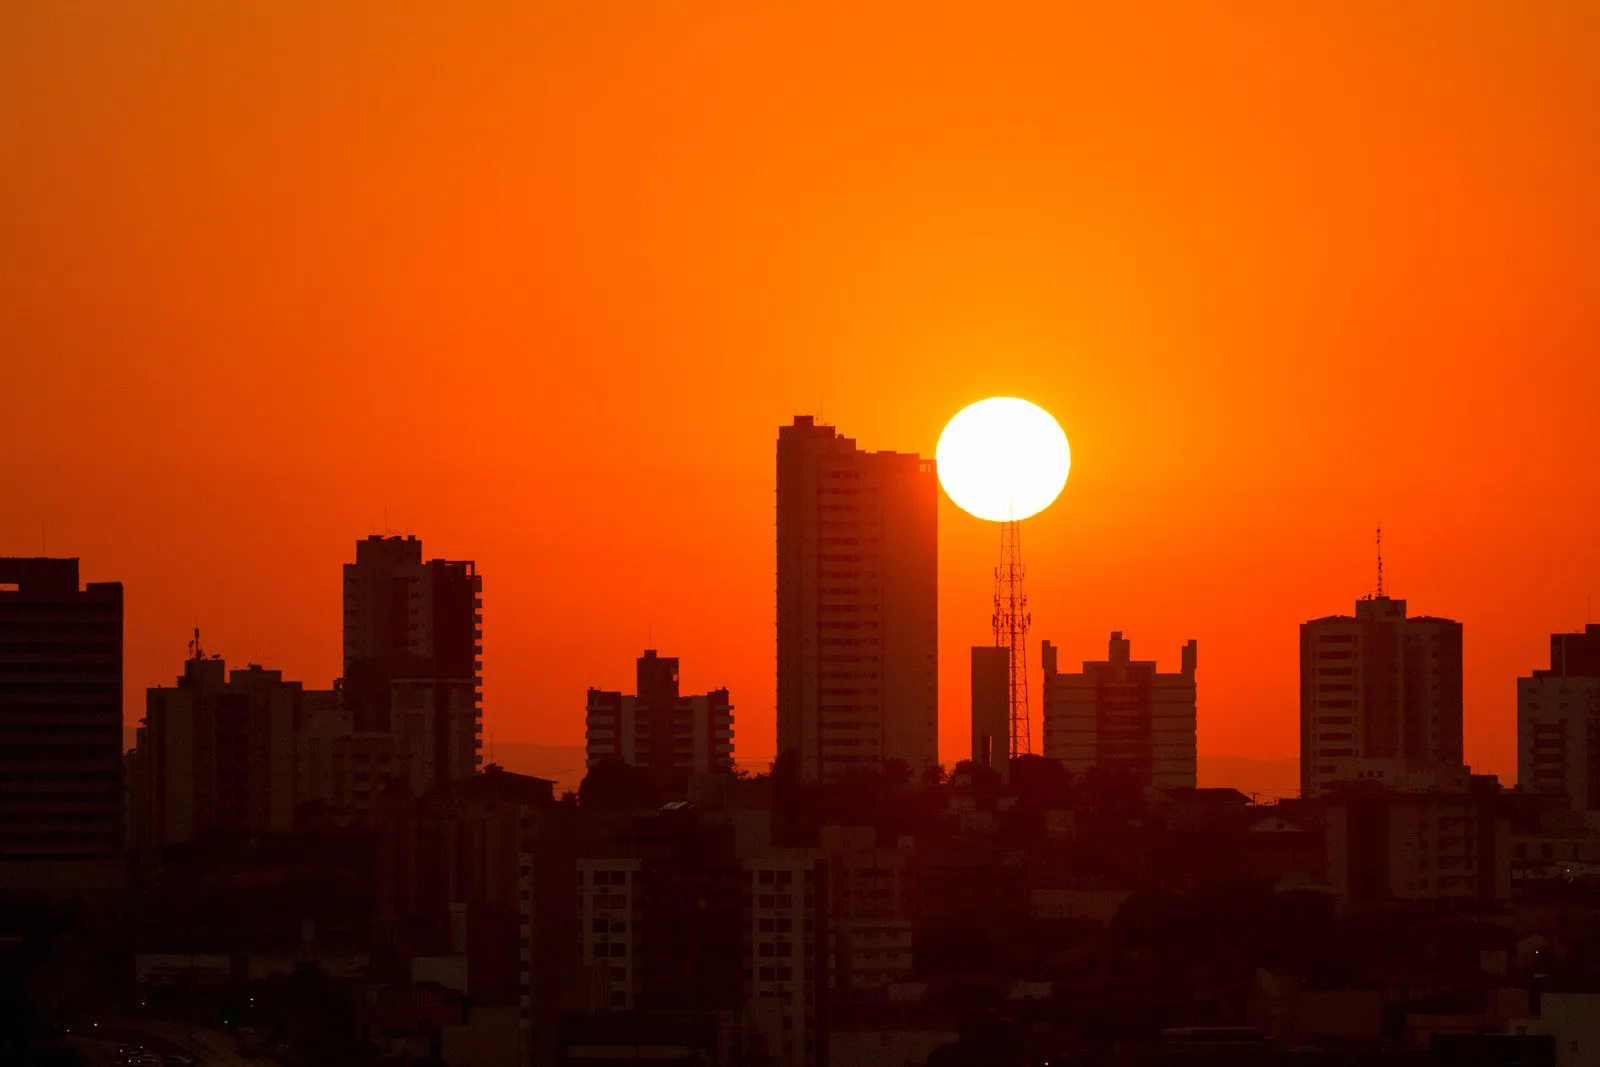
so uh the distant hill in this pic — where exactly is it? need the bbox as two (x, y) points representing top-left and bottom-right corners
(1198, 755), (1299, 801)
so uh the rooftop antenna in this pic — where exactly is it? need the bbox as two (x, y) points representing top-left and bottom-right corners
(189, 625), (203, 662)
(1375, 524), (1385, 598)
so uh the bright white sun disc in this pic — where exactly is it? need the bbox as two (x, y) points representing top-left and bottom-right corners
(936, 397), (1070, 522)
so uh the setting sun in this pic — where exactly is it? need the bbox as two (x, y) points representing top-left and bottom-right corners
(936, 397), (1071, 523)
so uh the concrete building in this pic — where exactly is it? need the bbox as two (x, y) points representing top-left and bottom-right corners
(373, 765), (557, 1064)
(742, 848), (823, 1067)
(576, 856), (643, 1011)
(1320, 776), (1510, 908)
(343, 534), (483, 788)
(138, 651), (336, 853)
(574, 810), (746, 1021)
(776, 416), (938, 782)
(970, 646), (1010, 784)
(134, 644), (458, 850)
(1040, 632), (1198, 789)
(1509, 993), (1600, 1067)
(1518, 624), (1600, 813)
(821, 826), (913, 993)
(0, 557), (125, 892)
(584, 650), (734, 775)
(1300, 594), (1464, 799)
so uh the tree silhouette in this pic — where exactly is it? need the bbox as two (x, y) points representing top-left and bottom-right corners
(577, 758), (652, 811)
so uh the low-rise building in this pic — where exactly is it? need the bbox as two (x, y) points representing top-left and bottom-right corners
(1319, 776), (1510, 908)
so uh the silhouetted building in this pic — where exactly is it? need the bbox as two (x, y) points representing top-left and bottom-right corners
(585, 650), (734, 775)
(0, 557), (125, 892)
(1299, 594), (1464, 799)
(574, 810), (745, 1020)
(821, 825), (913, 992)
(1519, 624), (1600, 812)
(374, 765), (557, 1063)
(1319, 775), (1510, 908)
(776, 416), (938, 782)
(343, 534), (482, 788)
(139, 649), (333, 853)
(1041, 632), (1198, 789)
(739, 842), (825, 1067)
(970, 645), (1010, 783)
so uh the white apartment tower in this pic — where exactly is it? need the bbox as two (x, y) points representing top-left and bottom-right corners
(776, 416), (938, 782)
(1299, 594), (1464, 799)
(1041, 632), (1198, 789)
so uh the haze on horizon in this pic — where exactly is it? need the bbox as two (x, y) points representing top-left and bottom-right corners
(4, 2), (1600, 783)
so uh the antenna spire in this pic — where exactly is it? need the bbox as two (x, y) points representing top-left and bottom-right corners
(993, 519), (1032, 758)
(1375, 524), (1385, 598)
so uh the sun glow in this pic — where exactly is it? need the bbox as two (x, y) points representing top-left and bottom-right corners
(936, 397), (1071, 522)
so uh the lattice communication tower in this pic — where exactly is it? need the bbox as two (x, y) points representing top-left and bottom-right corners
(993, 519), (1031, 756)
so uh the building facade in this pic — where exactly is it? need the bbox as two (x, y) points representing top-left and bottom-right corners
(373, 766), (557, 1064)
(776, 416), (938, 782)
(821, 825), (913, 993)
(1319, 777), (1511, 908)
(139, 653), (314, 853)
(1299, 595), (1464, 799)
(1040, 632), (1198, 789)
(1518, 624), (1600, 813)
(0, 557), (125, 892)
(343, 535), (482, 788)
(584, 650), (734, 775)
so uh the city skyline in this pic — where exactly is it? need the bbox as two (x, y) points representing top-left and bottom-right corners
(8, 6), (1600, 786)
(7, 6), (1600, 1063)
(7, 444), (1580, 792)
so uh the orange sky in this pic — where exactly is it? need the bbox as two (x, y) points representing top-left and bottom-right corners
(4, 3), (1599, 784)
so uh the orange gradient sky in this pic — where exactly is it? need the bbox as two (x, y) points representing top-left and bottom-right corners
(4, 3), (1599, 784)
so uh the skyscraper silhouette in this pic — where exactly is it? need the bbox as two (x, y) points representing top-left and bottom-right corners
(1300, 593), (1463, 798)
(776, 417), (937, 782)
(343, 535), (483, 789)
(0, 558), (124, 891)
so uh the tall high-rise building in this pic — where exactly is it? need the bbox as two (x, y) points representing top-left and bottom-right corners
(585, 650), (735, 775)
(1518, 624), (1600, 812)
(1040, 632), (1197, 789)
(1299, 595), (1464, 799)
(0, 558), (125, 891)
(776, 416), (938, 782)
(343, 535), (482, 788)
